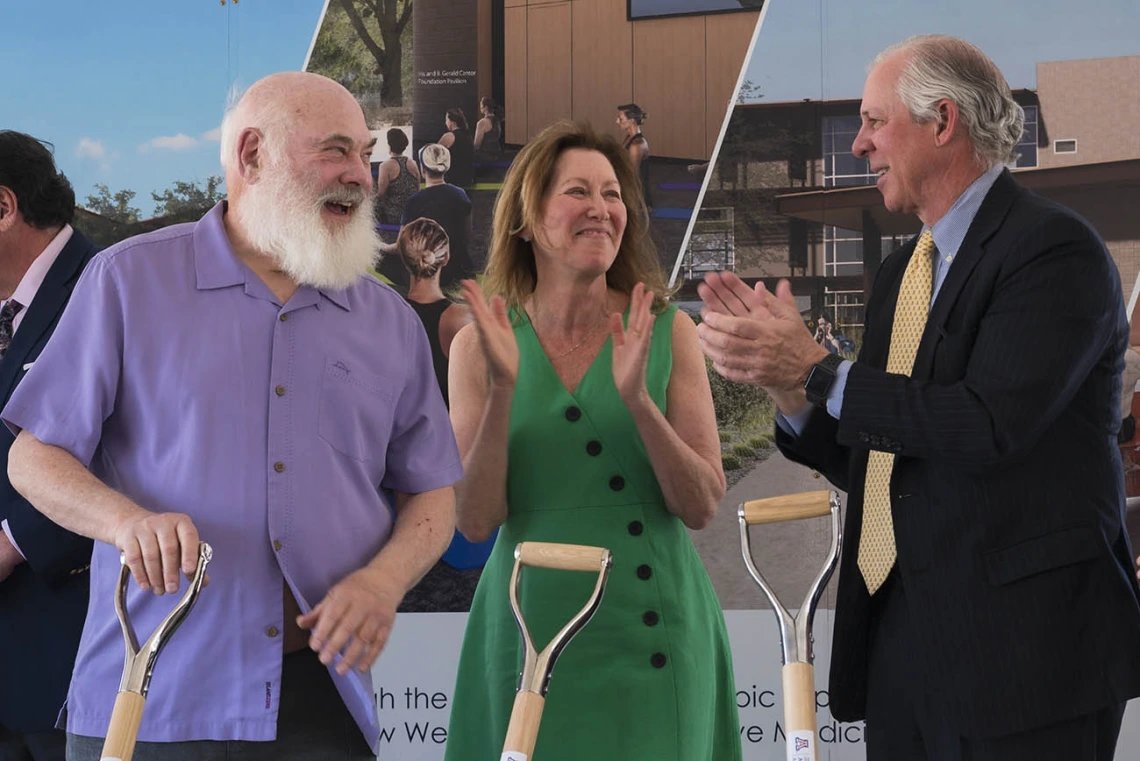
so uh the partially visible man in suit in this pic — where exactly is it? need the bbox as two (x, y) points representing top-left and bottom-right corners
(697, 35), (1140, 761)
(0, 131), (98, 761)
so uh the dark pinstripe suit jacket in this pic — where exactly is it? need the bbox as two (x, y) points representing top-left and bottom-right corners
(778, 170), (1140, 737)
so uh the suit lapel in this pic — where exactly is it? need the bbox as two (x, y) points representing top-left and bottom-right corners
(910, 170), (1020, 379)
(863, 238), (915, 371)
(0, 232), (95, 404)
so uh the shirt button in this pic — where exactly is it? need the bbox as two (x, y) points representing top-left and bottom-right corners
(650, 652), (667, 669)
(609, 475), (625, 492)
(628, 520), (643, 536)
(274, 462), (286, 473)
(279, 313), (288, 322)
(586, 440), (602, 456)
(266, 626), (280, 638)
(273, 540), (283, 551)
(275, 385), (286, 397)
(565, 406), (581, 422)
(643, 610), (659, 627)
(636, 564), (652, 580)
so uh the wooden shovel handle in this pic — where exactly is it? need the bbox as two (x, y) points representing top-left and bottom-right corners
(782, 662), (818, 761)
(516, 542), (608, 572)
(501, 690), (546, 760)
(100, 691), (145, 761)
(741, 490), (832, 525)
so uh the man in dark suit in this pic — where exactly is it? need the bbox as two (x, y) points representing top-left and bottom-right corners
(697, 35), (1140, 761)
(0, 131), (98, 761)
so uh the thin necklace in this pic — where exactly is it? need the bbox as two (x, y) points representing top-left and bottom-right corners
(529, 304), (610, 361)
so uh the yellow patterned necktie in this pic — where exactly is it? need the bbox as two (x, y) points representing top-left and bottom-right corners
(857, 229), (936, 594)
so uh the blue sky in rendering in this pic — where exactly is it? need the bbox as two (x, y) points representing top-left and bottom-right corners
(745, 0), (1140, 103)
(3, 0), (327, 216)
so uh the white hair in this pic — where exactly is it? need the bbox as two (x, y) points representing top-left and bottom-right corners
(234, 158), (379, 290)
(874, 35), (1025, 167)
(218, 85), (294, 173)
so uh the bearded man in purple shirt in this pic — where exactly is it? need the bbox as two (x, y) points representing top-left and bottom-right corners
(3, 72), (463, 760)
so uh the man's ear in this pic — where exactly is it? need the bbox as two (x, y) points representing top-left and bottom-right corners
(0, 186), (18, 233)
(933, 99), (961, 148)
(235, 128), (267, 181)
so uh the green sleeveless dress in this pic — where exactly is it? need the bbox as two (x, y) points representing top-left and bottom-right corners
(444, 305), (742, 761)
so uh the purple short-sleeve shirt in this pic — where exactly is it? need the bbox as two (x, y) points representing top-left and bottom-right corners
(2, 202), (463, 752)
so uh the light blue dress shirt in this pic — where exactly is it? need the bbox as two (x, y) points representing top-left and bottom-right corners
(782, 163), (1006, 435)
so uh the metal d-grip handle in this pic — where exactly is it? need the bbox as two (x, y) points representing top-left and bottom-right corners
(502, 542), (613, 760)
(113, 541), (213, 696)
(102, 541), (212, 761)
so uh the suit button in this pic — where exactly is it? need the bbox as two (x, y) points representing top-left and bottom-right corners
(275, 385), (286, 397)
(628, 520), (643, 536)
(565, 406), (581, 422)
(650, 652), (667, 669)
(266, 626), (280, 638)
(643, 610), (659, 627)
(609, 476), (625, 491)
(273, 462), (286, 473)
(858, 432), (871, 443)
(586, 440), (602, 456)
(273, 540), (283, 551)
(279, 313), (288, 322)
(637, 564), (652, 580)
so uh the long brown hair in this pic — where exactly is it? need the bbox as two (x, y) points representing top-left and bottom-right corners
(481, 120), (669, 314)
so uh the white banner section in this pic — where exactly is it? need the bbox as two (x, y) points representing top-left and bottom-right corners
(371, 609), (867, 760)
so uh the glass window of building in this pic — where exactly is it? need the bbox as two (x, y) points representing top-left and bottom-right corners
(823, 116), (876, 187)
(629, 0), (763, 20)
(824, 289), (867, 333)
(1015, 105), (1038, 168)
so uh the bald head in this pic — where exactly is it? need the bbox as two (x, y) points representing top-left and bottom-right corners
(219, 72), (370, 187)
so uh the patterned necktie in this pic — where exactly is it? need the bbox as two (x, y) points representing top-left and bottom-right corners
(0, 299), (24, 360)
(857, 230), (936, 594)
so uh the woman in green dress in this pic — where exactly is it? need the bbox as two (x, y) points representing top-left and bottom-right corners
(444, 120), (741, 761)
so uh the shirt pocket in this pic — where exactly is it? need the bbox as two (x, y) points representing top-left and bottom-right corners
(317, 359), (398, 462)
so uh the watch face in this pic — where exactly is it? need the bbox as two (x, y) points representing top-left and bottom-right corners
(804, 362), (837, 405)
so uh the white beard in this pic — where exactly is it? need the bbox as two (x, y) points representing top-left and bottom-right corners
(236, 160), (380, 290)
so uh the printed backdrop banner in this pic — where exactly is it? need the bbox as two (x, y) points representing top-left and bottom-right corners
(370, 610), (1140, 759)
(371, 610), (866, 760)
(412, 0), (480, 160)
